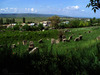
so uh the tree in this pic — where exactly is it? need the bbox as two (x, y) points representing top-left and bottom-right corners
(22, 24), (31, 31)
(0, 18), (3, 25)
(23, 17), (26, 23)
(87, 0), (100, 12)
(38, 23), (44, 30)
(12, 18), (15, 23)
(69, 20), (80, 28)
(13, 25), (20, 30)
(6, 18), (10, 24)
(48, 15), (60, 28)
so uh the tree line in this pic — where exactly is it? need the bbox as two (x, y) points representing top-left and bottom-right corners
(0, 17), (26, 25)
(0, 18), (15, 25)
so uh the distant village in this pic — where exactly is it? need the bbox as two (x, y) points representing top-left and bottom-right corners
(2, 18), (91, 29)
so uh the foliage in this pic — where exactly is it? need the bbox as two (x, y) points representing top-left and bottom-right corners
(0, 18), (3, 25)
(23, 17), (26, 23)
(68, 20), (80, 28)
(58, 23), (67, 29)
(38, 23), (44, 30)
(48, 15), (60, 28)
(22, 24), (31, 31)
(12, 18), (15, 23)
(87, 0), (100, 12)
(13, 25), (20, 30)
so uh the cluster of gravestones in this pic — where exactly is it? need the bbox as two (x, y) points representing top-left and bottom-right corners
(10, 40), (42, 54)
(74, 35), (83, 41)
(62, 35), (73, 42)
(1, 29), (100, 55)
(50, 29), (83, 44)
(64, 29), (71, 33)
(51, 38), (60, 44)
(84, 31), (92, 33)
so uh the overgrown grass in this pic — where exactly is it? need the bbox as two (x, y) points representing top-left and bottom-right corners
(0, 26), (100, 74)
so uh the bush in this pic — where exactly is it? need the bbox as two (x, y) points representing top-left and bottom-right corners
(22, 25), (31, 31)
(38, 24), (44, 31)
(68, 20), (80, 28)
(13, 25), (20, 30)
(58, 23), (67, 29)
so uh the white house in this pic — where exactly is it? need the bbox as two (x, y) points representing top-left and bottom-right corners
(28, 23), (35, 26)
(40, 21), (51, 27)
(63, 21), (69, 24)
(12, 23), (16, 25)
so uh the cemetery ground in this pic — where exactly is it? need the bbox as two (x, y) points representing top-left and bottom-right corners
(0, 26), (100, 74)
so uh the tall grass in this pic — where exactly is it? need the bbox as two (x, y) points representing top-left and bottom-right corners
(0, 26), (100, 74)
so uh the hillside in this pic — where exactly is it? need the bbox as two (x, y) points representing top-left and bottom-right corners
(0, 13), (66, 18)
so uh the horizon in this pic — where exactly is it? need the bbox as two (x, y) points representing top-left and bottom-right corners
(0, 0), (100, 18)
(0, 13), (94, 18)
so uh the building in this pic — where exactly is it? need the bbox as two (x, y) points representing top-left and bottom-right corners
(40, 21), (51, 27)
(28, 23), (36, 26)
(63, 21), (69, 24)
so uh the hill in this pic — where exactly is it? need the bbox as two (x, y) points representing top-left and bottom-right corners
(0, 13), (66, 18)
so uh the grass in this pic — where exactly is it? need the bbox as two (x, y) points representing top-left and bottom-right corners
(0, 26), (100, 74)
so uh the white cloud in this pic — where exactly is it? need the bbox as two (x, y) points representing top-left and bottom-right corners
(0, 7), (37, 13)
(25, 8), (27, 10)
(0, 9), (5, 11)
(24, 8), (37, 13)
(31, 8), (34, 12)
(64, 5), (79, 10)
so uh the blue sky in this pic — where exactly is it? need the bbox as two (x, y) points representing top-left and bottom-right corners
(0, 0), (100, 18)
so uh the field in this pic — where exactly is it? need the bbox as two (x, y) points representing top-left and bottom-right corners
(2, 17), (76, 24)
(0, 26), (100, 74)
(2, 17), (48, 23)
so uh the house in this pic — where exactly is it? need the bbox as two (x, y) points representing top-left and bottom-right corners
(12, 23), (16, 25)
(7, 25), (13, 28)
(22, 23), (26, 26)
(40, 21), (51, 27)
(28, 23), (36, 26)
(63, 21), (69, 24)
(7, 23), (16, 28)
(86, 19), (90, 21)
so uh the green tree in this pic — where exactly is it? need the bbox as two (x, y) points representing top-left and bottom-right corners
(23, 17), (26, 23)
(58, 23), (67, 29)
(48, 15), (60, 28)
(9, 19), (12, 24)
(0, 18), (3, 25)
(38, 23), (44, 30)
(22, 24), (31, 31)
(69, 20), (80, 28)
(87, 0), (100, 12)
(12, 18), (15, 23)
(6, 18), (10, 24)
(13, 25), (20, 30)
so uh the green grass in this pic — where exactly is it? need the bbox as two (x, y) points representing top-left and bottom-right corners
(0, 26), (100, 74)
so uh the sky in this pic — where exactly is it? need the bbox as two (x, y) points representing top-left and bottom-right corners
(0, 0), (100, 18)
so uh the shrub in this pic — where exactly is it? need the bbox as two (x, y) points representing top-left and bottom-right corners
(58, 23), (67, 29)
(38, 23), (44, 31)
(22, 25), (31, 31)
(68, 20), (80, 28)
(13, 25), (20, 30)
